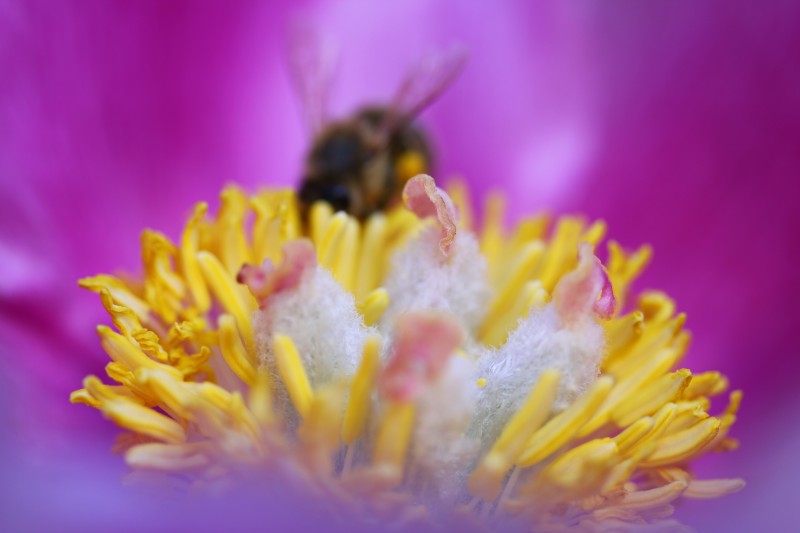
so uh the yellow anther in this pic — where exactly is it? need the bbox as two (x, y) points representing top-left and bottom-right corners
(331, 217), (360, 291)
(357, 288), (389, 327)
(485, 242), (545, 323)
(216, 186), (253, 275)
(684, 478), (746, 499)
(613, 417), (654, 454)
(319, 212), (349, 272)
(248, 369), (274, 427)
(469, 370), (560, 501)
(126, 442), (210, 472)
(103, 398), (186, 444)
(196, 251), (256, 352)
(79, 275), (151, 322)
(342, 335), (381, 445)
(97, 325), (180, 377)
(476, 378), (487, 388)
(580, 347), (680, 437)
(218, 314), (258, 386)
(641, 417), (721, 467)
(581, 220), (607, 247)
(683, 371), (728, 399)
(612, 369), (692, 426)
(481, 193), (506, 282)
(310, 201), (334, 248)
(355, 213), (387, 300)
(518, 376), (614, 467)
(507, 214), (549, 253)
(373, 402), (416, 485)
(537, 217), (584, 291)
(273, 334), (314, 419)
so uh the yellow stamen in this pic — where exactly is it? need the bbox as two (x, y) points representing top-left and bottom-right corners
(641, 417), (721, 467)
(469, 369), (560, 501)
(611, 369), (692, 426)
(196, 251), (256, 352)
(373, 402), (416, 485)
(355, 214), (387, 300)
(273, 334), (314, 419)
(215, 186), (253, 275)
(248, 369), (274, 427)
(518, 376), (614, 467)
(357, 288), (389, 327)
(310, 201), (334, 248)
(480, 193), (506, 281)
(537, 217), (583, 291)
(218, 314), (258, 386)
(126, 442), (211, 472)
(331, 217), (360, 291)
(342, 335), (381, 445)
(180, 202), (212, 312)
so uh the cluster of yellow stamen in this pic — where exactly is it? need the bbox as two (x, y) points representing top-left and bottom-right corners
(72, 182), (742, 530)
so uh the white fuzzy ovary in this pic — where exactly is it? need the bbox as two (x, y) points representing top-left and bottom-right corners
(254, 268), (373, 389)
(409, 355), (479, 507)
(380, 228), (492, 339)
(472, 305), (604, 448)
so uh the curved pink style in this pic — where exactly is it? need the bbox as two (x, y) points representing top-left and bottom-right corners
(378, 312), (464, 403)
(402, 174), (459, 256)
(552, 242), (617, 324)
(237, 239), (317, 308)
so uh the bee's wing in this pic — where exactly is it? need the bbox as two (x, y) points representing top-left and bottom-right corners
(286, 23), (338, 134)
(378, 46), (468, 143)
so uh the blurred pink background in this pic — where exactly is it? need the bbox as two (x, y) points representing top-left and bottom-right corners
(1, 1), (798, 530)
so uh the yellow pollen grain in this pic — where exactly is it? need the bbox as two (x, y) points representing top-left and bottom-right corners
(273, 334), (314, 419)
(342, 335), (381, 445)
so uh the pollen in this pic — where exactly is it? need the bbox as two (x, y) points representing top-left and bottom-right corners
(72, 177), (743, 530)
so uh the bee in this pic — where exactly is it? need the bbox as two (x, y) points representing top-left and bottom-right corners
(288, 29), (466, 219)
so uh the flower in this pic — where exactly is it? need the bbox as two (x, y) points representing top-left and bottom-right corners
(71, 175), (742, 531)
(2, 1), (798, 531)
